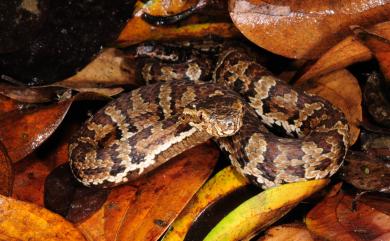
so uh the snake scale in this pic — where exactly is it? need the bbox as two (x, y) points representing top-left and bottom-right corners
(69, 41), (350, 189)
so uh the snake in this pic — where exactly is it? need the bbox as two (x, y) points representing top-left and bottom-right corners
(69, 41), (350, 189)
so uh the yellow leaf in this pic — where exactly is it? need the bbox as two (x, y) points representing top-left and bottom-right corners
(204, 179), (329, 241)
(0, 195), (86, 241)
(162, 166), (249, 241)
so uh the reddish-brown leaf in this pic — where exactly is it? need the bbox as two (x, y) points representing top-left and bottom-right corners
(0, 95), (24, 117)
(306, 189), (390, 241)
(0, 141), (13, 196)
(229, 0), (390, 59)
(0, 99), (72, 162)
(77, 143), (219, 241)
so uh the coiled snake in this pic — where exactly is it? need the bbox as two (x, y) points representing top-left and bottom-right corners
(69, 41), (350, 189)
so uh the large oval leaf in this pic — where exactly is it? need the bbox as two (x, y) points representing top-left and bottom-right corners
(229, 0), (390, 59)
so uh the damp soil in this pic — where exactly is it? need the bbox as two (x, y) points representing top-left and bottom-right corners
(0, 0), (135, 85)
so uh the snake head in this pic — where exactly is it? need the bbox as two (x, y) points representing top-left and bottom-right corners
(183, 95), (245, 137)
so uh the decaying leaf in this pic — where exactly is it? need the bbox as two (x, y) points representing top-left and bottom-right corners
(44, 164), (110, 223)
(0, 194), (86, 241)
(341, 151), (390, 193)
(229, 0), (390, 59)
(117, 1), (239, 46)
(296, 69), (362, 145)
(352, 23), (390, 82)
(77, 143), (219, 241)
(363, 72), (390, 128)
(258, 224), (317, 241)
(203, 179), (328, 241)
(0, 141), (13, 196)
(162, 166), (249, 241)
(306, 188), (390, 241)
(0, 99), (72, 162)
(0, 82), (69, 103)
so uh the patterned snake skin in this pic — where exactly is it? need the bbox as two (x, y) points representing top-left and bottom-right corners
(69, 41), (350, 189)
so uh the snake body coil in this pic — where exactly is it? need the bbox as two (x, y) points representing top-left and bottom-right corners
(69, 43), (350, 189)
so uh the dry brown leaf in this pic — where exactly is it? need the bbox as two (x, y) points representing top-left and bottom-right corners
(0, 82), (69, 103)
(297, 36), (372, 84)
(258, 224), (316, 241)
(306, 189), (390, 241)
(54, 48), (137, 89)
(297, 21), (390, 83)
(229, 0), (390, 59)
(296, 69), (362, 145)
(0, 142), (13, 196)
(0, 195), (86, 241)
(0, 99), (72, 162)
(77, 143), (219, 241)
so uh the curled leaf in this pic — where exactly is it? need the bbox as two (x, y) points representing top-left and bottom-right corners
(0, 195), (86, 241)
(162, 166), (249, 241)
(203, 179), (328, 241)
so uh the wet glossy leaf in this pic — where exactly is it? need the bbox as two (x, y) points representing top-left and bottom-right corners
(296, 69), (362, 145)
(341, 151), (390, 193)
(0, 99), (72, 162)
(0, 142), (13, 196)
(12, 101), (101, 205)
(204, 179), (328, 241)
(0, 194), (86, 241)
(229, 0), (390, 59)
(306, 189), (390, 241)
(77, 143), (219, 241)
(258, 224), (317, 241)
(162, 166), (249, 241)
